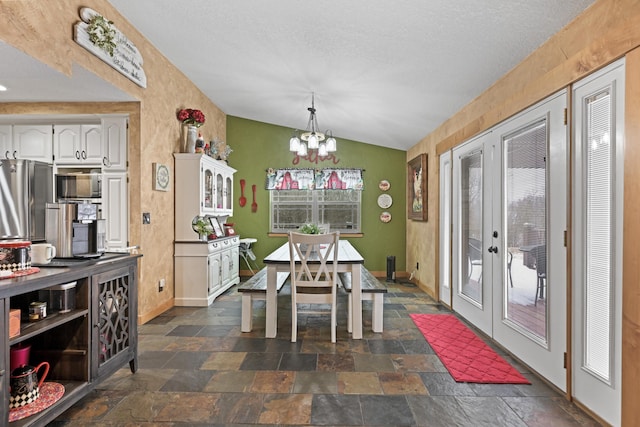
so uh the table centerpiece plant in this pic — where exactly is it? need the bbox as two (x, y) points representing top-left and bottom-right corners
(298, 223), (322, 254)
(298, 223), (321, 234)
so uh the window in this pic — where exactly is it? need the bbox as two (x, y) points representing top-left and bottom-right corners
(270, 190), (361, 233)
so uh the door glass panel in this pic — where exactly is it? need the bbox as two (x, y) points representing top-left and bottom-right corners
(584, 89), (613, 382)
(504, 120), (547, 340)
(204, 169), (213, 209)
(460, 151), (483, 304)
(216, 173), (224, 209)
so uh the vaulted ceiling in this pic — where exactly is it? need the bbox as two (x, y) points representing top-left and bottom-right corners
(0, 1), (595, 150)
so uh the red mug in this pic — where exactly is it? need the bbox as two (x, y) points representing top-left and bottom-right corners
(10, 343), (31, 372)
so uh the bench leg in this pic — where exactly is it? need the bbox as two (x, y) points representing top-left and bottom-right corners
(347, 293), (353, 333)
(371, 293), (384, 333)
(241, 293), (253, 332)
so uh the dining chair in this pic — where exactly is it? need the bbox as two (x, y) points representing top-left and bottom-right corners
(288, 231), (340, 343)
(533, 245), (546, 306)
(468, 237), (483, 285)
(507, 251), (514, 288)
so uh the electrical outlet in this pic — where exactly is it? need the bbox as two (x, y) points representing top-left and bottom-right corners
(159, 278), (165, 292)
(416, 262), (419, 270)
(143, 212), (151, 224)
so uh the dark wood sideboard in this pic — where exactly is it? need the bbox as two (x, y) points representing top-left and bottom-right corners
(0, 253), (141, 426)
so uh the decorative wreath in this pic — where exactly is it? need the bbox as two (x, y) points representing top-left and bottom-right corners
(87, 14), (117, 57)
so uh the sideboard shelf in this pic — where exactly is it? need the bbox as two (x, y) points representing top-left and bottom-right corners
(10, 309), (90, 345)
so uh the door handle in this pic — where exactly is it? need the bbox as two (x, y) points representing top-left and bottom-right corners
(488, 246), (498, 253)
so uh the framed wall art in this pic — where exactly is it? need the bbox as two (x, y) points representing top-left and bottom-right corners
(210, 216), (225, 238)
(407, 154), (427, 221)
(153, 162), (170, 191)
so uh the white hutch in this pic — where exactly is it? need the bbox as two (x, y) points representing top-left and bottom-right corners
(173, 153), (240, 306)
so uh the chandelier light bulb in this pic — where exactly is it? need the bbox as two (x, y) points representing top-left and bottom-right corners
(297, 142), (308, 156)
(289, 135), (300, 152)
(326, 136), (336, 152)
(308, 133), (319, 149)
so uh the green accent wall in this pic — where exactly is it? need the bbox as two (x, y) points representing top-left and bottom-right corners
(226, 116), (407, 274)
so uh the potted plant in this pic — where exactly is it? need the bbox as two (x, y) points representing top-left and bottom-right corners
(192, 216), (213, 241)
(297, 223), (322, 254)
(298, 223), (321, 234)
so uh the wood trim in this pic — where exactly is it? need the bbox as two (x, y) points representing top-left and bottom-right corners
(622, 46), (640, 427)
(138, 297), (173, 325)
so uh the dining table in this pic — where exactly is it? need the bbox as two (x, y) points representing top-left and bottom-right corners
(263, 239), (365, 339)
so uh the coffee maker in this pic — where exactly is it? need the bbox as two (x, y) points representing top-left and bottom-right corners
(45, 203), (106, 258)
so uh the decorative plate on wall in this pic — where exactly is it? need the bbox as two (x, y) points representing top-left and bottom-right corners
(380, 211), (392, 223)
(377, 194), (393, 209)
(378, 180), (390, 191)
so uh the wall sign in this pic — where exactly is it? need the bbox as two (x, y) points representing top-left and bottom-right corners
(74, 7), (147, 88)
(153, 163), (170, 191)
(265, 168), (364, 190)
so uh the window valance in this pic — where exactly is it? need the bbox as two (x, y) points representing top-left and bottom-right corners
(265, 168), (364, 190)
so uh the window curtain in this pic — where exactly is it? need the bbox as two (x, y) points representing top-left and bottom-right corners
(266, 168), (364, 190)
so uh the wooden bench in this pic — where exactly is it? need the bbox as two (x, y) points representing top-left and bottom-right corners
(338, 266), (387, 333)
(237, 267), (290, 332)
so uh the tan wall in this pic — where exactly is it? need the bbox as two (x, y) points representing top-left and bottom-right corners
(406, 0), (640, 423)
(0, 0), (226, 323)
(407, 0), (640, 297)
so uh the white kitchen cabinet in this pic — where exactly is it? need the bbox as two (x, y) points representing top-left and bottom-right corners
(208, 251), (222, 296)
(102, 172), (128, 250)
(174, 236), (240, 306)
(223, 238), (240, 290)
(101, 117), (127, 171)
(5, 125), (53, 162)
(0, 125), (12, 158)
(54, 124), (102, 164)
(174, 153), (236, 242)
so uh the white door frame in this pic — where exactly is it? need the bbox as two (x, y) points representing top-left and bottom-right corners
(439, 150), (452, 307)
(571, 59), (624, 427)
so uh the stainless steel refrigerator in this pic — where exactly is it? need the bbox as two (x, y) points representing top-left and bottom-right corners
(0, 159), (53, 241)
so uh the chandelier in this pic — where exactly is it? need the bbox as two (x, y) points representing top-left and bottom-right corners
(289, 93), (337, 157)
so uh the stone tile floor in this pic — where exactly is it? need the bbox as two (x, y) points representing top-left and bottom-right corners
(51, 279), (601, 426)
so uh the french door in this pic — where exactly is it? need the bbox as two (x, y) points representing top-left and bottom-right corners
(451, 91), (567, 390)
(452, 130), (495, 335)
(571, 59), (624, 427)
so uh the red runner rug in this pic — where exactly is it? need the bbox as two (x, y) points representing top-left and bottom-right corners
(410, 313), (530, 384)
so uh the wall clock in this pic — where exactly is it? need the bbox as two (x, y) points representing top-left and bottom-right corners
(377, 194), (393, 209)
(153, 163), (170, 191)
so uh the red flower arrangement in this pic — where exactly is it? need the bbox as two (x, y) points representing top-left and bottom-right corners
(177, 108), (206, 127)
